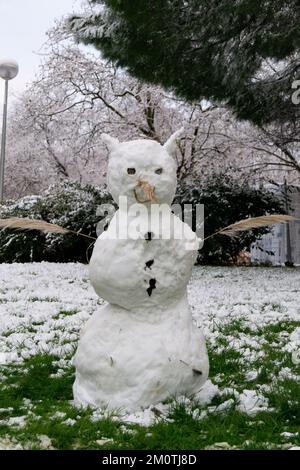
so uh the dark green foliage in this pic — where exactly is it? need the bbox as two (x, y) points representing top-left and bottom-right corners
(0, 177), (284, 264)
(68, 0), (300, 125)
(175, 173), (285, 264)
(0, 180), (114, 263)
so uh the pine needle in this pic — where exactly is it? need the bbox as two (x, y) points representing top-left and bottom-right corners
(0, 217), (96, 241)
(204, 215), (297, 241)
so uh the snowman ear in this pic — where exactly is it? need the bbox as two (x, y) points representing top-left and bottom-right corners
(101, 133), (120, 153)
(163, 127), (185, 156)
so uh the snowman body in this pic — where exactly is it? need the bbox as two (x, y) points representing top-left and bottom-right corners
(73, 133), (209, 411)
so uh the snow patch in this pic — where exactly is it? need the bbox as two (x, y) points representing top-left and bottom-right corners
(194, 380), (219, 405)
(237, 390), (269, 416)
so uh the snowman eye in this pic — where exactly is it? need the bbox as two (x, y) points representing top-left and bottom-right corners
(127, 168), (136, 175)
(155, 168), (163, 175)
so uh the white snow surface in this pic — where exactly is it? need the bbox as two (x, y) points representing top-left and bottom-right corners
(0, 263), (300, 425)
(236, 390), (269, 416)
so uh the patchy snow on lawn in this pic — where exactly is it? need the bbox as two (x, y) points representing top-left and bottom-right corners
(0, 262), (100, 365)
(189, 265), (300, 330)
(0, 263), (299, 426)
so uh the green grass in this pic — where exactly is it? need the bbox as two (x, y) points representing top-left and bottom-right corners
(3, 265), (299, 449)
(52, 309), (80, 320)
(1, 314), (299, 451)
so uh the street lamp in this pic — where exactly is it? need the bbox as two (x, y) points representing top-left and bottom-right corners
(0, 58), (19, 203)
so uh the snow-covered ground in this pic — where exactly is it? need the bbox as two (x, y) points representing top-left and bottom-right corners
(0, 263), (299, 429)
(1, 263), (299, 364)
(189, 265), (300, 362)
(0, 263), (100, 364)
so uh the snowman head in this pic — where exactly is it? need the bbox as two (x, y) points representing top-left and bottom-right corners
(102, 129), (183, 206)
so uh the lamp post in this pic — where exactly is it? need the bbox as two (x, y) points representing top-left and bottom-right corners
(0, 58), (19, 203)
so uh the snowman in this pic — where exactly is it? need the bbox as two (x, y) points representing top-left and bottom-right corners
(73, 130), (209, 412)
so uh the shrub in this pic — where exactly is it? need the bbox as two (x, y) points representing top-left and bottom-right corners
(0, 181), (114, 263)
(175, 173), (285, 265)
(0, 176), (285, 265)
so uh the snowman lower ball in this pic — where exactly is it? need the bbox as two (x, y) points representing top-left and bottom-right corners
(73, 129), (209, 412)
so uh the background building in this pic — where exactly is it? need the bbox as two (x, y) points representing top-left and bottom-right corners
(251, 186), (300, 266)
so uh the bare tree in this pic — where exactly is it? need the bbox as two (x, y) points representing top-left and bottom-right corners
(5, 20), (299, 200)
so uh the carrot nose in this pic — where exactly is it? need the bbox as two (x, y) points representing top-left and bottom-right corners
(134, 179), (157, 203)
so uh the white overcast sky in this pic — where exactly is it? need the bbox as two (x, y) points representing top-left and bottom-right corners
(0, 0), (79, 107)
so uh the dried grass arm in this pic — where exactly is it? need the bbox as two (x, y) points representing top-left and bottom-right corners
(203, 215), (297, 242)
(0, 215), (297, 245)
(0, 218), (96, 241)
